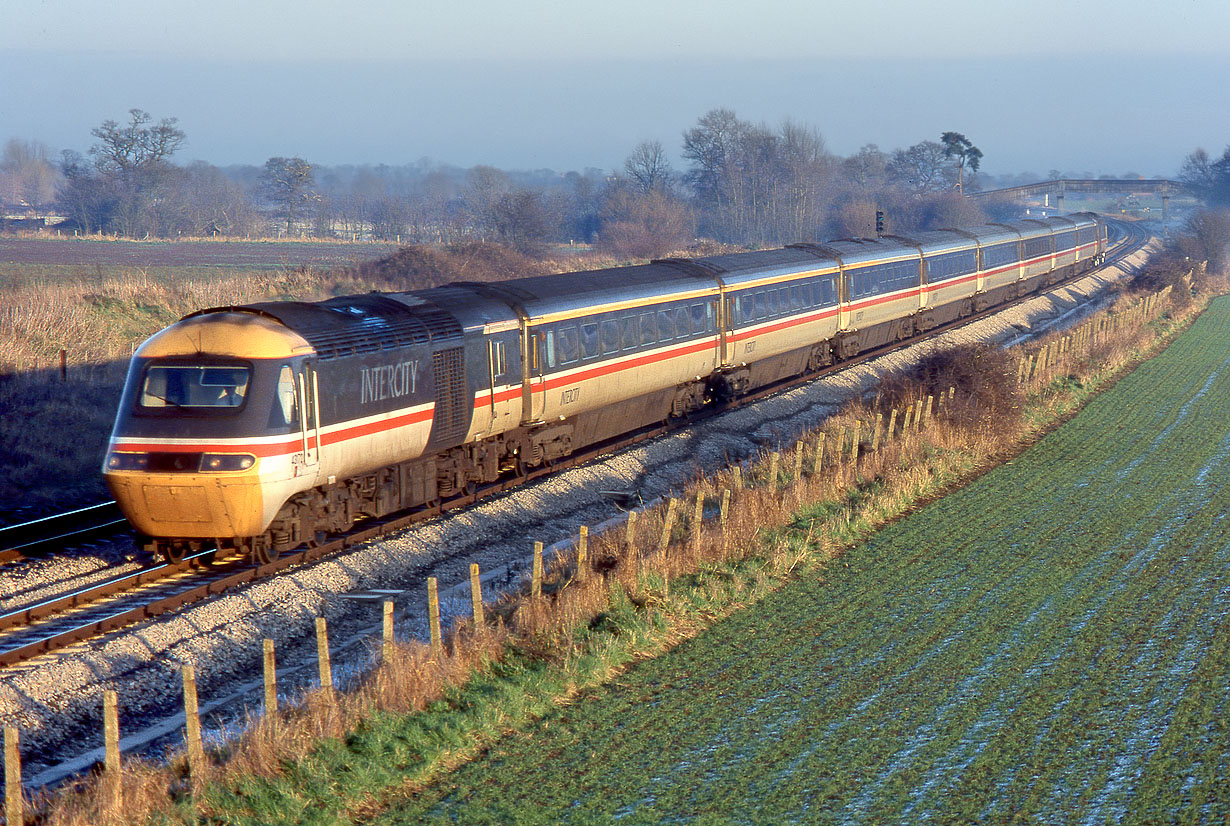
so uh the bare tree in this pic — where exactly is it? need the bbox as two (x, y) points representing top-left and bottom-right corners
(888, 141), (956, 194)
(0, 139), (61, 209)
(87, 109), (187, 236)
(262, 157), (317, 236)
(623, 140), (673, 195)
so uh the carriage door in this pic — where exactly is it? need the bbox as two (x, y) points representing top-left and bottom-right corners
(486, 336), (514, 434)
(297, 364), (321, 470)
(526, 329), (547, 422)
(718, 293), (728, 363)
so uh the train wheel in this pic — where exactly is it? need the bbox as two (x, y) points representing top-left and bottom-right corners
(243, 537), (277, 566)
(160, 542), (186, 565)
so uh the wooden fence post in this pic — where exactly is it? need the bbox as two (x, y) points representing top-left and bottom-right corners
(576, 525), (588, 581)
(382, 600), (395, 662)
(720, 489), (731, 543)
(658, 499), (678, 554)
(871, 412), (883, 451)
(263, 640), (278, 716)
(851, 420), (862, 463)
(691, 490), (704, 550)
(5, 727), (22, 826)
(316, 617), (333, 697)
(924, 395), (933, 425)
(182, 666), (205, 781)
(732, 465), (743, 493)
(103, 689), (121, 818)
(887, 408), (898, 440)
(625, 512), (639, 578)
(427, 577), (442, 660)
(793, 441), (804, 480)
(531, 541), (543, 598)
(767, 452), (780, 492)
(470, 563), (484, 628)
(812, 433), (826, 475)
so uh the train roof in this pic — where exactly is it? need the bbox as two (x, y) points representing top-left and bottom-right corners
(469, 261), (718, 324)
(892, 229), (979, 255)
(200, 293), (466, 361)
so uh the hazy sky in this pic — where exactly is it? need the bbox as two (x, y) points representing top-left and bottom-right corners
(3, 0), (1229, 177)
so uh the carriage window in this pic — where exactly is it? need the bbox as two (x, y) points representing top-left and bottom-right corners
(620, 315), (639, 350)
(556, 326), (579, 364)
(275, 365), (296, 425)
(690, 302), (708, 333)
(739, 293), (754, 323)
(639, 312), (658, 345)
(790, 286), (802, 310)
(657, 309), (675, 340)
(601, 319), (620, 354)
(580, 323), (600, 359)
(674, 307), (690, 338)
(141, 364), (250, 409)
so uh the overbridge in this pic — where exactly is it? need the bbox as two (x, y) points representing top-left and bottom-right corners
(968, 179), (1191, 222)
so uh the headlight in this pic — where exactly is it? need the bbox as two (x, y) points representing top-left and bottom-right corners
(201, 453), (256, 472)
(106, 452), (150, 471)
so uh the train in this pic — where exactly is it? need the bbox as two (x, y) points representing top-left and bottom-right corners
(103, 213), (1108, 564)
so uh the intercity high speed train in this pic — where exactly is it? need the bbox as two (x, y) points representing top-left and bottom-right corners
(104, 213), (1107, 563)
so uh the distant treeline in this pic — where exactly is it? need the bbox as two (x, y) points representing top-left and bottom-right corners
(0, 107), (1187, 257)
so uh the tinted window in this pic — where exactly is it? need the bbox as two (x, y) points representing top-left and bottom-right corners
(639, 312), (658, 345)
(690, 303), (708, 333)
(581, 323), (600, 359)
(657, 309), (675, 340)
(601, 319), (620, 354)
(557, 326), (579, 364)
(620, 315), (639, 351)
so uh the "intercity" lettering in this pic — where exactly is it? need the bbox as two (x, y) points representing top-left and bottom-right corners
(360, 360), (420, 404)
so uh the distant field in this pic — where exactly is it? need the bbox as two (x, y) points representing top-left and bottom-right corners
(0, 236), (397, 271)
(379, 299), (1230, 823)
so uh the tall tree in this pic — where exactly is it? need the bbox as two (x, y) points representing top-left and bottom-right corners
(262, 157), (317, 235)
(0, 139), (60, 209)
(623, 140), (673, 195)
(940, 131), (983, 193)
(888, 141), (956, 194)
(89, 109), (187, 236)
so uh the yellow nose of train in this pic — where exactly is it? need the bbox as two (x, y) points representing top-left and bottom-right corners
(103, 311), (315, 543)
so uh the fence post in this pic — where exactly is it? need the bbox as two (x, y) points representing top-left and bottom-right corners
(59, 348), (67, 382)
(182, 666), (205, 781)
(924, 395), (933, 425)
(793, 441), (804, 481)
(871, 412), (883, 451)
(382, 600), (395, 662)
(5, 727), (22, 826)
(576, 525), (589, 581)
(691, 491), (704, 551)
(812, 433), (826, 475)
(316, 618), (333, 697)
(887, 408), (899, 440)
(732, 465), (743, 493)
(470, 563), (484, 628)
(263, 640), (278, 716)
(851, 420), (862, 463)
(625, 512), (639, 578)
(103, 689), (121, 818)
(531, 541), (543, 598)
(720, 489), (731, 543)
(427, 577), (442, 660)
(658, 499), (678, 554)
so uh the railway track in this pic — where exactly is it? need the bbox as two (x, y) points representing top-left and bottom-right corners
(0, 222), (1149, 670)
(0, 502), (128, 565)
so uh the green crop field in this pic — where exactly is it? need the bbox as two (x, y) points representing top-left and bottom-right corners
(374, 300), (1230, 824)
